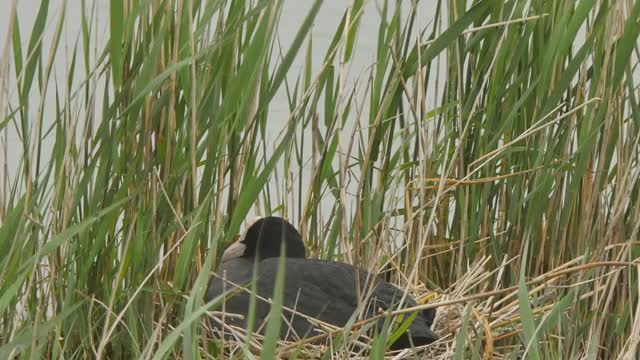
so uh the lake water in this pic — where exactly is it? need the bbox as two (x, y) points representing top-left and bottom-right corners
(0, 1), (440, 223)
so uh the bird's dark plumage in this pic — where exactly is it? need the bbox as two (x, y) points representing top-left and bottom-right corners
(237, 216), (306, 260)
(205, 216), (438, 349)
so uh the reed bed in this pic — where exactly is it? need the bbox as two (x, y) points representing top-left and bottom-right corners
(1, 0), (639, 358)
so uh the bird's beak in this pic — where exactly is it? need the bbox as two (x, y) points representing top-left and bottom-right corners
(220, 216), (263, 263)
(221, 238), (246, 263)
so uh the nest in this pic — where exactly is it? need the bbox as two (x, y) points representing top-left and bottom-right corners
(204, 255), (631, 359)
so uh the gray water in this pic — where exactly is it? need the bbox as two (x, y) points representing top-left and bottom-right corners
(0, 1), (440, 225)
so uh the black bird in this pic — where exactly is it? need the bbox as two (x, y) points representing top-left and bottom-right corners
(205, 216), (438, 350)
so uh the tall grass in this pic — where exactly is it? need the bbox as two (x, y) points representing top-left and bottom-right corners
(1, 0), (639, 358)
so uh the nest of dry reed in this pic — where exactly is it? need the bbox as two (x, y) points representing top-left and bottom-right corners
(204, 255), (637, 359)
